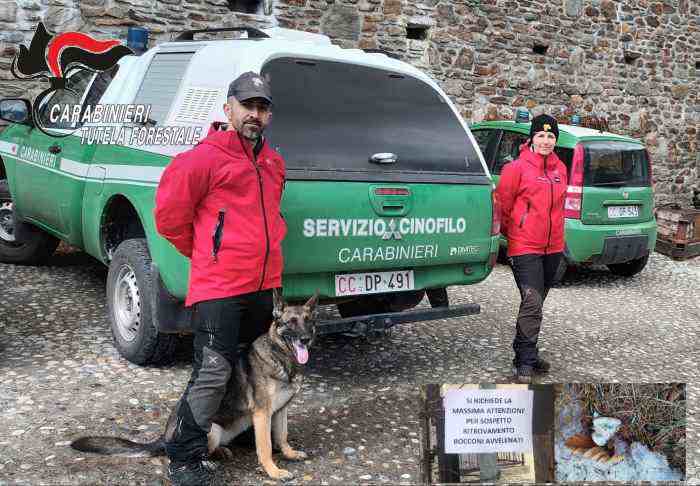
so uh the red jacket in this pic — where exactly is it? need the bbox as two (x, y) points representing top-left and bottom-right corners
(154, 123), (286, 306)
(496, 147), (567, 257)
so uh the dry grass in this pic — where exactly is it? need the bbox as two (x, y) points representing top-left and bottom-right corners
(569, 383), (686, 474)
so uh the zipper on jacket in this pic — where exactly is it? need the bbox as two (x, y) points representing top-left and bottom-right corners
(544, 157), (553, 254)
(240, 132), (271, 290)
(254, 161), (270, 291)
(212, 209), (226, 262)
(519, 202), (530, 228)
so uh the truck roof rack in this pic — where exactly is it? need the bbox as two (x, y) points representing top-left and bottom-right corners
(173, 27), (270, 41)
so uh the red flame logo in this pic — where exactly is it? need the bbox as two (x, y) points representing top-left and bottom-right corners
(46, 32), (122, 79)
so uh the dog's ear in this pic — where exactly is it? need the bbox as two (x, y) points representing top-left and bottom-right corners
(272, 287), (285, 320)
(303, 290), (319, 313)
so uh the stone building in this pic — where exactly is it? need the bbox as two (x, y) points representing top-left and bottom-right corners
(0, 0), (698, 206)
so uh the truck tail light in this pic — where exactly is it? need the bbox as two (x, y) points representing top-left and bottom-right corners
(491, 190), (501, 236)
(564, 143), (584, 220)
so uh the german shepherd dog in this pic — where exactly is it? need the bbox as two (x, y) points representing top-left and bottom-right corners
(71, 289), (318, 480)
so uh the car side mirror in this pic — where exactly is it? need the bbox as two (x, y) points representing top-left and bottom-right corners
(0, 98), (33, 125)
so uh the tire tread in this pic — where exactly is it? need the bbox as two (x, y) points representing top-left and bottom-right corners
(607, 254), (649, 277)
(0, 179), (59, 265)
(107, 238), (175, 365)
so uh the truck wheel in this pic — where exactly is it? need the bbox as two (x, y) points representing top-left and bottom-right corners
(0, 179), (59, 264)
(106, 238), (176, 365)
(607, 255), (649, 277)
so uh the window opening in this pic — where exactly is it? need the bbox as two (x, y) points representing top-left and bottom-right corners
(533, 43), (549, 55)
(36, 69), (95, 130)
(227, 0), (262, 14)
(262, 57), (486, 178)
(406, 25), (429, 41)
(133, 51), (195, 125)
(493, 131), (528, 175)
(471, 129), (491, 155)
(79, 65), (119, 128)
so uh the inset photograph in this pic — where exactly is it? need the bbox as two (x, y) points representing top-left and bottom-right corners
(420, 384), (555, 484)
(555, 383), (686, 481)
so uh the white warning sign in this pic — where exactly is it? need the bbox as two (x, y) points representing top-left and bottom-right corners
(444, 388), (533, 454)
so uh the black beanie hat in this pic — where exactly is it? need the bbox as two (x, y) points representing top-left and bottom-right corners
(529, 114), (559, 141)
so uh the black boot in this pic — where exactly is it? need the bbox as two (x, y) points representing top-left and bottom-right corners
(512, 357), (551, 376)
(168, 458), (217, 486)
(513, 364), (534, 384)
(533, 357), (551, 374)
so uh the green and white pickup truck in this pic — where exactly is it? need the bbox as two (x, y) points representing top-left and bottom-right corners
(0, 27), (499, 365)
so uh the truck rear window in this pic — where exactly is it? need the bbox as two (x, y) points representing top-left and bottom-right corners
(262, 58), (485, 181)
(583, 141), (650, 187)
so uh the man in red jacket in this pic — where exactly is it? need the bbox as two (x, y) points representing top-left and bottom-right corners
(495, 114), (567, 383)
(154, 71), (286, 486)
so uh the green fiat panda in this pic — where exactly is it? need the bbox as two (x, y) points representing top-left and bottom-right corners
(471, 117), (656, 278)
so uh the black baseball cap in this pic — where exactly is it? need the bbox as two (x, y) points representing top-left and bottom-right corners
(227, 71), (272, 105)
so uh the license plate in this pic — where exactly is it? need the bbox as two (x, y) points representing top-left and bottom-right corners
(608, 205), (639, 218)
(335, 270), (414, 297)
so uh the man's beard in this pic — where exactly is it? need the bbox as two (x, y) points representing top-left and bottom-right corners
(240, 121), (263, 142)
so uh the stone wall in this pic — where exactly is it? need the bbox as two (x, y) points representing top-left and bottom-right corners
(0, 0), (698, 206)
(276, 0), (699, 206)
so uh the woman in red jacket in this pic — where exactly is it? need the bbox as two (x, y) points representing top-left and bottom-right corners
(495, 114), (567, 383)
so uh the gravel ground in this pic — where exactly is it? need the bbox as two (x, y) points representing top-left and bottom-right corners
(0, 248), (698, 485)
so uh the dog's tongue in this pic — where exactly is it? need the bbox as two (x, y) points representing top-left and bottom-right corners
(292, 339), (309, 365)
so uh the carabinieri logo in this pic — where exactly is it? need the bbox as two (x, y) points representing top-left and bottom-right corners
(11, 22), (133, 137)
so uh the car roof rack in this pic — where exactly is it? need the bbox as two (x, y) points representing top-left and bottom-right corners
(172, 27), (270, 41)
(362, 48), (400, 60)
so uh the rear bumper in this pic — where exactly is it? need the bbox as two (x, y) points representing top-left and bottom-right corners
(564, 218), (657, 265)
(155, 282), (481, 336)
(315, 303), (481, 335)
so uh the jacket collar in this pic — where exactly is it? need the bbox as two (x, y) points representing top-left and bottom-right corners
(520, 145), (560, 171)
(204, 122), (267, 162)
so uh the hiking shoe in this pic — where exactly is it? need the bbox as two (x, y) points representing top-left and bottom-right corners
(513, 365), (534, 384)
(533, 357), (551, 374)
(512, 358), (551, 375)
(168, 459), (217, 486)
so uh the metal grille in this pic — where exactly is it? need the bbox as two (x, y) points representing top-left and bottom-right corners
(175, 87), (220, 123)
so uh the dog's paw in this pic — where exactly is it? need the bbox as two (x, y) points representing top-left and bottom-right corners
(282, 449), (307, 461)
(267, 467), (293, 480)
(211, 446), (234, 461)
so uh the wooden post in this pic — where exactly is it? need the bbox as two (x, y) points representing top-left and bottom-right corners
(530, 384), (555, 482)
(435, 385), (460, 484)
(421, 384), (440, 485)
(478, 452), (499, 482)
(478, 383), (499, 482)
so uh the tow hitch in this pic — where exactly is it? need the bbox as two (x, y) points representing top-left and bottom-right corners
(315, 303), (481, 336)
